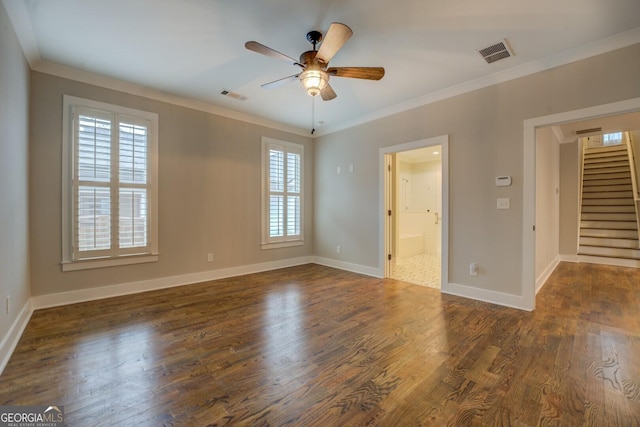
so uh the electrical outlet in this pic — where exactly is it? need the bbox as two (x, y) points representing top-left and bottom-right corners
(207, 253), (213, 262)
(336, 245), (341, 254)
(469, 263), (478, 276)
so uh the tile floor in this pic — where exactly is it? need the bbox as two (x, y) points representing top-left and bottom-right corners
(390, 252), (441, 289)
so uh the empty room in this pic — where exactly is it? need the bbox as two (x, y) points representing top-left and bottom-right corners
(1, 1), (640, 425)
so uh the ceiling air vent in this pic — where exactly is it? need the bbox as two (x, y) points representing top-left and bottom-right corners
(220, 89), (247, 101)
(477, 40), (513, 64)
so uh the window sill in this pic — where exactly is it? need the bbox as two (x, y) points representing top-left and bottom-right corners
(261, 240), (304, 250)
(61, 254), (159, 272)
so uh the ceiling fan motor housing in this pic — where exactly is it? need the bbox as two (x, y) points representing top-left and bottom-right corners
(306, 30), (323, 48)
(299, 51), (321, 66)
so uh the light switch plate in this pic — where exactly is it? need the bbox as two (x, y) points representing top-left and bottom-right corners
(497, 198), (510, 209)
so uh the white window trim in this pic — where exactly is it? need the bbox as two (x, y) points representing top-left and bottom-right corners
(61, 95), (159, 271)
(261, 137), (304, 249)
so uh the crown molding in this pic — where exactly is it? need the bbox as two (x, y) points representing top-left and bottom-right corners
(314, 28), (640, 137)
(33, 61), (310, 137)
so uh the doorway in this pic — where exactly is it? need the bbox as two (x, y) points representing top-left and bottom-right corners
(390, 147), (442, 288)
(523, 97), (640, 311)
(380, 135), (449, 291)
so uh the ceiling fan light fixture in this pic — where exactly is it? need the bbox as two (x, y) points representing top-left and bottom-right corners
(246, 22), (383, 103)
(299, 68), (328, 96)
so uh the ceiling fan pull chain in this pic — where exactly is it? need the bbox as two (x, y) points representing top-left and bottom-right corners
(311, 97), (316, 135)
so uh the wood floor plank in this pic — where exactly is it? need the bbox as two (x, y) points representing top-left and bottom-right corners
(1, 262), (640, 425)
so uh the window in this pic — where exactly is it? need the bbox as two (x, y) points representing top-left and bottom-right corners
(62, 96), (158, 271)
(262, 137), (304, 248)
(603, 132), (623, 146)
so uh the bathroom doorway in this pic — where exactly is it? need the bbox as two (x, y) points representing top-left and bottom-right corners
(381, 135), (448, 290)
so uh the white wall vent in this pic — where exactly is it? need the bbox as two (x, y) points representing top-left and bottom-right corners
(576, 127), (602, 135)
(477, 40), (513, 64)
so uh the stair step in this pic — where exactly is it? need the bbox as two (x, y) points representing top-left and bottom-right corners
(578, 245), (640, 260)
(582, 198), (634, 207)
(581, 213), (638, 221)
(582, 191), (634, 199)
(582, 184), (633, 193)
(582, 205), (637, 213)
(579, 236), (639, 248)
(583, 178), (632, 186)
(583, 162), (630, 171)
(585, 145), (627, 155)
(584, 155), (629, 164)
(584, 164), (631, 176)
(580, 220), (638, 230)
(581, 198), (635, 206)
(580, 228), (639, 239)
(583, 172), (632, 181)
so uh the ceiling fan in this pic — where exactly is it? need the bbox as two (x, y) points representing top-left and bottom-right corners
(245, 22), (385, 101)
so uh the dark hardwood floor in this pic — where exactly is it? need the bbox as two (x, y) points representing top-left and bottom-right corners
(1, 262), (639, 426)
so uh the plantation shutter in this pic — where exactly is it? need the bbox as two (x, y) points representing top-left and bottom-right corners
(74, 108), (113, 258)
(269, 148), (284, 238)
(286, 151), (301, 237)
(118, 119), (150, 254)
(265, 140), (303, 244)
(71, 108), (151, 260)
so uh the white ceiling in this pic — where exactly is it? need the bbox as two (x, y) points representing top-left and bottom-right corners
(4, 0), (640, 136)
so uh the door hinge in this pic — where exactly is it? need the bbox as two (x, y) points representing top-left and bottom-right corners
(533, 225), (536, 231)
(388, 164), (391, 172)
(388, 209), (392, 216)
(388, 254), (392, 261)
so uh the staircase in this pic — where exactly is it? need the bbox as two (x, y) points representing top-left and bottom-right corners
(578, 140), (640, 260)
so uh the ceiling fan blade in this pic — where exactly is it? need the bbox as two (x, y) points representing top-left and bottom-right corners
(315, 23), (353, 65)
(245, 41), (302, 67)
(261, 74), (300, 89)
(327, 67), (385, 80)
(320, 84), (337, 101)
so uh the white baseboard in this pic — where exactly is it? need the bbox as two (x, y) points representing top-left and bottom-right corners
(559, 254), (581, 263)
(0, 298), (33, 375)
(314, 257), (536, 310)
(443, 282), (534, 311)
(32, 256), (314, 310)
(559, 254), (640, 268)
(536, 256), (561, 294)
(312, 256), (382, 278)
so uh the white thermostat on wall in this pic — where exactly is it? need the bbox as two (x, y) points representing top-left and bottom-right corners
(495, 176), (512, 187)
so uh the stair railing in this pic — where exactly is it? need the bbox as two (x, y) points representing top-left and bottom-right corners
(624, 131), (640, 248)
(576, 138), (586, 255)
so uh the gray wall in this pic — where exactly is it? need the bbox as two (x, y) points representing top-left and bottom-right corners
(0, 5), (31, 339)
(29, 72), (313, 296)
(314, 43), (640, 296)
(559, 142), (580, 256)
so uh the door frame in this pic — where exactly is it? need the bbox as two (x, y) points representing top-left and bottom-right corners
(379, 135), (449, 291)
(523, 97), (640, 311)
